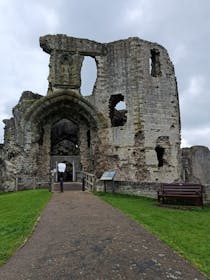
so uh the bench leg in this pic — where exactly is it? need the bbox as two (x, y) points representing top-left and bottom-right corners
(195, 197), (203, 207)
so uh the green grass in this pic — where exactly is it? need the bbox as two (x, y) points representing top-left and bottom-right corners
(0, 189), (52, 265)
(96, 192), (210, 277)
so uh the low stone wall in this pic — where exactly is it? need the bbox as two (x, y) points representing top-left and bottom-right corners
(95, 180), (210, 204)
(115, 181), (161, 199)
(95, 180), (161, 199)
(16, 176), (50, 191)
(203, 184), (210, 203)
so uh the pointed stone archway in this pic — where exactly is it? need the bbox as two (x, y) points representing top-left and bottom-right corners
(23, 90), (100, 183)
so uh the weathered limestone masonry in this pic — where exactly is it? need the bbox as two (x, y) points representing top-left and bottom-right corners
(0, 34), (182, 193)
(181, 146), (210, 201)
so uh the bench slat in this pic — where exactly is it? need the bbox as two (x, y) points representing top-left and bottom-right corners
(157, 183), (203, 206)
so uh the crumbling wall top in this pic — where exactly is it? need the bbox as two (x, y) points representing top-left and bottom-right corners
(40, 34), (107, 56)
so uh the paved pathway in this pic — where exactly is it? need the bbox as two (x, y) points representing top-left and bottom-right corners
(0, 191), (208, 280)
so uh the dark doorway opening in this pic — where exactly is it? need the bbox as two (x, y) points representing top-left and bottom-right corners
(155, 146), (165, 167)
(51, 119), (79, 156)
(58, 161), (73, 182)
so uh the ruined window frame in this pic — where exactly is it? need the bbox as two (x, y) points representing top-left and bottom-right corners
(80, 56), (97, 96)
(109, 94), (127, 127)
(150, 48), (161, 77)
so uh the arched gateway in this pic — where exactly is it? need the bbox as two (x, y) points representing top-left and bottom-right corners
(0, 34), (181, 192)
(23, 90), (99, 185)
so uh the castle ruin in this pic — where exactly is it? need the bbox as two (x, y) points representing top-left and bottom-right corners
(0, 35), (209, 201)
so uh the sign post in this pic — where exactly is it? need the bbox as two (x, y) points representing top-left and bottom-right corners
(100, 171), (116, 193)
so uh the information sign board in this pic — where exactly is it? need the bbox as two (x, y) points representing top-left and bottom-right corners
(100, 171), (116, 181)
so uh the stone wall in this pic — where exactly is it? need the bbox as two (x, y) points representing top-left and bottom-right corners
(90, 37), (181, 182)
(0, 144), (4, 190)
(182, 146), (210, 202)
(95, 180), (160, 199)
(0, 35), (181, 191)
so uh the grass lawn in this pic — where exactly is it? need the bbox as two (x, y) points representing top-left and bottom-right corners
(96, 192), (210, 277)
(0, 189), (52, 265)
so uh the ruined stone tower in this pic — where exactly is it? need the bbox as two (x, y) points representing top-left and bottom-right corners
(0, 35), (181, 191)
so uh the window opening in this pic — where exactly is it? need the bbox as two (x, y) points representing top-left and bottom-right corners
(155, 146), (165, 167)
(81, 56), (97, 96)
(109, 94), (127, 127)
(115, 100), (126, 110)
(87, 130), (91, 148)
(150, 49), (161, 77)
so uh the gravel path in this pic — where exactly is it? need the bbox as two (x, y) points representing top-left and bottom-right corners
(0, 191), (208, 280)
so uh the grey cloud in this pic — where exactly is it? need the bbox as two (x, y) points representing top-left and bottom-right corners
(182, 127), (210, 148)
(0, 0), (209, 147)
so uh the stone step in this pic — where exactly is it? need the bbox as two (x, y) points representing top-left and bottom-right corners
(53, 182), (83, 192)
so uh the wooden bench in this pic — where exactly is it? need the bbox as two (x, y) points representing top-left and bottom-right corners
(157, 183), (203, 206)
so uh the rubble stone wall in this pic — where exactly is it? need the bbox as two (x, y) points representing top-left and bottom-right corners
(0, 35), (182, 191)
(182, 146), (210, 202)
(90, 38), (181, 182)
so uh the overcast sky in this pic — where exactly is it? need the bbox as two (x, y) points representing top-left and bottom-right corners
(0, 0), (209, 148)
